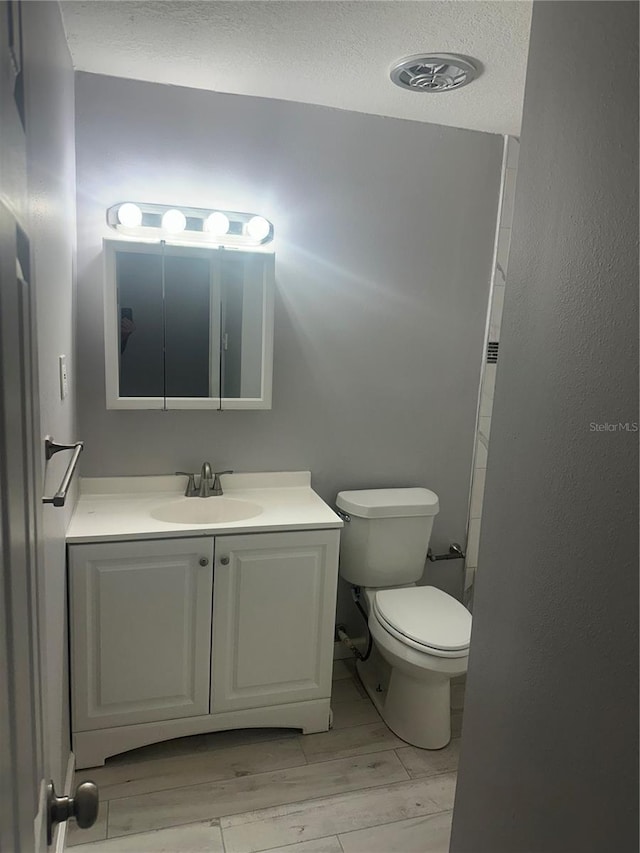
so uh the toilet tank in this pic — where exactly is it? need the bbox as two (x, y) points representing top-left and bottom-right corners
(336, 488), (440, 588)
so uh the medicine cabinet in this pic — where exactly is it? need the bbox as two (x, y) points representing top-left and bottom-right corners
(103, 239), (274, 410)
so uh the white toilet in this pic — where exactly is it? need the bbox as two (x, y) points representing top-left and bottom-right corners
(336, 487), (472, 750)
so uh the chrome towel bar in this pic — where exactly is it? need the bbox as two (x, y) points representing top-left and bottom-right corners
(42, 437), (84, 507)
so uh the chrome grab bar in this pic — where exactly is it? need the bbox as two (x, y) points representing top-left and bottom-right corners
(42, 437), (84, 507)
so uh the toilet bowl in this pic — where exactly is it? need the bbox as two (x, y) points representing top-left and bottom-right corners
(358, 586), (470, 749)
(335, 487), (472, 749)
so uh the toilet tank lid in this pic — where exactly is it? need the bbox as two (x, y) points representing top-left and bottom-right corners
(336, 488), (439, 518)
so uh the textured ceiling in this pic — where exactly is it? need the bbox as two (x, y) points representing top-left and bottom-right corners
(60, 1), (532, 135)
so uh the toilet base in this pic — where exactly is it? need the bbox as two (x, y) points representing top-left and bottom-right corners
(356, 647), (452, 750)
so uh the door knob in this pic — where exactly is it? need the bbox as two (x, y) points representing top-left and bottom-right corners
(220, 556), (230, 565)
(199, 557), (209, 566)
(47, 780), (99, 845)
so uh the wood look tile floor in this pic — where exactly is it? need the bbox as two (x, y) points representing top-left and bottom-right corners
(68, 659), (464, 853)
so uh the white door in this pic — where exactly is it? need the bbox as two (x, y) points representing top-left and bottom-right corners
(0, 203), (49, 853)
(69, 538), (214, 731)
(0, 2), (48, 849)
(211, 530), (339, 713)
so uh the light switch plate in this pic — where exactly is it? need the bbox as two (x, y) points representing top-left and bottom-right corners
(59, 355), (68, 400)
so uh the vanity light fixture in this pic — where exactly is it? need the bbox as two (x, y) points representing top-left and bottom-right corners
(106, 202), (274, 249)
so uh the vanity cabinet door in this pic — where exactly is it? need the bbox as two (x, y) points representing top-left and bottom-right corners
(69, 538), (214, 731)
(211, 530), (339, 713)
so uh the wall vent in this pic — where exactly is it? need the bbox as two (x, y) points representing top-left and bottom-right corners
(487, 341), (499, 363)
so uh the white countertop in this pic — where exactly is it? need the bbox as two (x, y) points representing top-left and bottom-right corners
(66, 472), (343, 543)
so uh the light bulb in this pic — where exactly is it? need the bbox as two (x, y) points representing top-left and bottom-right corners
(246, 216), (271, 241)
(204, 212), (230, 237)
(162, 209), (187, 233)
(117, 203), (143, 228)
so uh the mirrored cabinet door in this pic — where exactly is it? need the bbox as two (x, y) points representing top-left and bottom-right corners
(116, 249), (164, 399)
(220, 250), (267, 401)
(164, 253), (220, 400)
(104, 240), (274, 410)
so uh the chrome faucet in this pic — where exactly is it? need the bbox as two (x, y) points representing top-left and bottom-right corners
(198, 462), (213, 497)
(175, 465), (233, 497)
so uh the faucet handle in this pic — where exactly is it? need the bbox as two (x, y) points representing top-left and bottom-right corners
(212, 470), (233, 496)
(175, 471), (197, 497)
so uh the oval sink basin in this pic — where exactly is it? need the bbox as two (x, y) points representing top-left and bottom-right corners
(150, 498), (263, 525)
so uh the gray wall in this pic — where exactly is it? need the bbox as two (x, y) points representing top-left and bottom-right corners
(451, 3), (638, 852)
(22, 2), (77, 789)
(74, 73), (501, 619)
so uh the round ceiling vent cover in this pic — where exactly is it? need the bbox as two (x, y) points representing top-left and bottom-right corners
(390, 54), (479, 93)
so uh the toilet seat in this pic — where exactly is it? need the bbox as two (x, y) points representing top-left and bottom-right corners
(373, 586), (471, 659)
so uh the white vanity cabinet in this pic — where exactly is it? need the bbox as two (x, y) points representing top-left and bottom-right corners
(68, 528), (340, 768)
